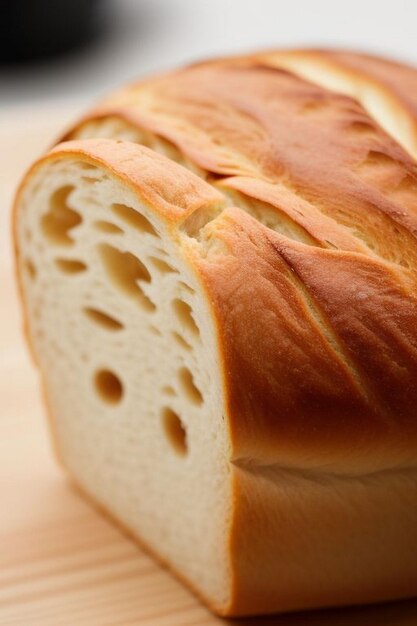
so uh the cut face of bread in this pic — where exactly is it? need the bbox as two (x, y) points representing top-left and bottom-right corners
(15, 141), (232, 612)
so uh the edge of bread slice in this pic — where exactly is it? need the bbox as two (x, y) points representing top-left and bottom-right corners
(14, 138), (235, 614)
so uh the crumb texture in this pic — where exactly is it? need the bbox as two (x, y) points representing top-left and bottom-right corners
(17, 156), (231, 610)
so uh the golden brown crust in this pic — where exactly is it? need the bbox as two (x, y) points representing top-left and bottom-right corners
(193, 208), (417, 469)
(48, 139), (224, 223)
(281, 48), (417, 121)
(256, 49), (417, 156)
(16, 49), (417, 615)
(65, 59), (417, 464)
(228, 454), (417, 615)
(69, 61), (417, 250)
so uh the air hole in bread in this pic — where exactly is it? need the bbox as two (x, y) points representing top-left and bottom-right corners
(155, 247), (169, 258)
(25, 259), (37, 279)
(149, 325), (161, 336)
(179, 281), (195, 295)
(181, 204), (221, 237)
(162, 385), (176, 396)
(55, 258), (87, 274)
(99, 244), (155, 312)
(161, 407), (187, 456)
(149, 256), (178, 275)
(172, 299), (199, 337)
(82, 176), (98, 184)
(171, 331), (192, 351)
(178, 367), (203, 405)
(111, 203), (157, 236)
(94, 368), (123, 404)
(78, 163), (98, 172)
(41, 186), (81, 245)
(84, 307), (124, 331)
(94, 220), (123, 234)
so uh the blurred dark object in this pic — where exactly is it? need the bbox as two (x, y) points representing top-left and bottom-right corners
(0, 0), (104, 64)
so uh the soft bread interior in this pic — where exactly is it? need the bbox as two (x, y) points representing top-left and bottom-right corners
(16, 155), (232, 609)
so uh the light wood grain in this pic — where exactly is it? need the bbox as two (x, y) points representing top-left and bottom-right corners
(1, 106), (417, 626)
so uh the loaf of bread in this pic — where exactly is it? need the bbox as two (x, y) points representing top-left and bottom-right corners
(14, 50), (417, 616)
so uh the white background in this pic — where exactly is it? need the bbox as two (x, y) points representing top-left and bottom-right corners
(2, 0), (417, 110)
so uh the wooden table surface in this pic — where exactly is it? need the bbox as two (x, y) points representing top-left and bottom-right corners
(1, 107), (417, 626)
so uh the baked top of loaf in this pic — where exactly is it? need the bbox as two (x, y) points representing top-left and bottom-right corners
(68, 51), (417, 470)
